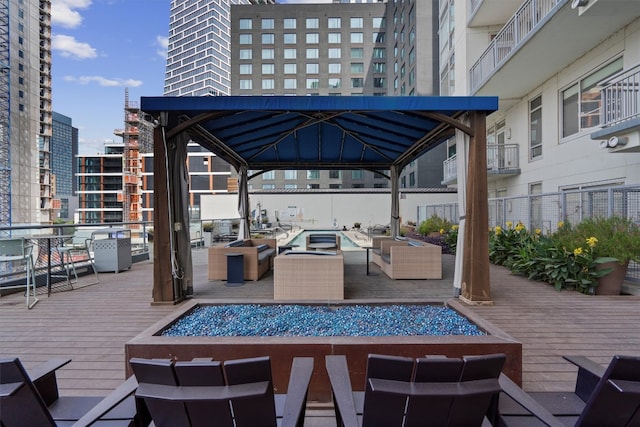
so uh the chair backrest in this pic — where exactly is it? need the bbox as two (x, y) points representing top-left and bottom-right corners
(131, 356), (279, 427)
(362, 353), (505, 427)
(576, 355), (640, 427)
(71, 230), (94, 247)
(0, 238), (28, 260)
(0, 358), (56, 427)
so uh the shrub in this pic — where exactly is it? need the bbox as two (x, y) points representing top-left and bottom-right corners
(418, 215), (452, 235)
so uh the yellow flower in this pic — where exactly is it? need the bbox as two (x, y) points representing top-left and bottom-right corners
(451, 225), (459, 231)
(558, 221), (564, 228)
(534, 228), (541, 235)
(506, 221), (513, 229)
(439, 228), (445, 234)
(515, 222), (525, 232)
(494, 226), (502, 235)
(573, 247), (583, 256)
(586, 237), (598, 248)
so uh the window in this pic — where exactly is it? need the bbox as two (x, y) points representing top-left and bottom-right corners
(306, 63), (319, 74)
(283, 33), (296, 44)
(373, 78), (386, 88)
(351, 63), (364, 73)
(372, 17), (384, 27)
(306, 33), (319, 44)
(351, 48), (364, 59)
(239, 18), (252, 29)
(307, 170), (319, 179)
(239, 34), (252, 44)
(329, 170), (341, 179)
(350, 32), (363, 43)
(530, 95), (542, 159)
(328, 78), (341, 89)
(351, 78), (364, 88)
(284, 170), (297, 180)
(350, 17), (363, 28)
(409, 172), (415, 187)
(328, 33), (341, 43)
(329, 184), (342, 189)
(239, 49), (252, 60)
(328, 63), (341, 74)
(307, 184), (320, 189)
(239, 80), (252, 90)
(306, 48), (319, 59)
(373, 32), (385, 43)
(352, 170), (364, 179)
(284, 184), (298, 189)
(239, 64), (252, 74)
(562, 57), (623, 137)
(262, 63), (274, 74)
(284, 63), (297, 74)
(373, 48), (385, 58)
(261, 33), (274, 44)
(262, 49), (274, 59)
(372, 62), (385, 73)
(328, 48), (341, 59)
(306, 18), (319, 29)
(262, 184), (275, 190)
(262, 170), (275, 180)
(261, 18), (274, 29)
(306, 78), (319, 89)
(283, 18), (296, 29)
(284, 48), (296, 59)
(409, 48), (415, 65)
(284, 78), (297, 89)
(328, 17), (341, 28)
(262, 79), (274, 90)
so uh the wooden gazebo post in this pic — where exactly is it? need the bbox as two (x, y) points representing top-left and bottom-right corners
(460, 111), (492, 304)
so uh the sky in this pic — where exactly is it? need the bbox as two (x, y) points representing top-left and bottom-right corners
(51, 0), (332, 155)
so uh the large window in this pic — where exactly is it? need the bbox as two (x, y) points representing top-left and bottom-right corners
(284, 78), (297, 89)
(351, 48), (364, 59)
(261, 33), (274, 44)
(351, 78), (364, 88)
(239, 64), (252, 74)
(350, 17), (363, 28)
(351, 63), (364, 73)
(262, 49), (274, 59)
(262, 79), (274, 90)
(239, 34), (252, 45)
(284, 63), (297, 74)
(328, 17), (341, 28)
(307, 170), (320, 179)
(306, 63), (319, 74)
(283, 33), (296, 44)
(239, 80), (252, 90)
(306, 33), (319, 44)
(352, 170), (364, 179)
(306, 48), (319, 59)
(284, 170), (297, 180)
(262, 63), (274, 74)
(329, 78), (341, 89)
(530, 95), (542, 159)
(328, 48), (341, 59)
(239, 49), (252, 60)
(561, 57), (623, 137)
(328, 33), (341, 43)
(350, 32), (363, 43)
(306, 18), (319, 29)
(284, 48), (296, 59)
(239, 18), (252, 30)
(306, 78), (319, 89)
(261, 18), (274, 29)
(328, 63), (341, 74)
(283, 18), (296, 29)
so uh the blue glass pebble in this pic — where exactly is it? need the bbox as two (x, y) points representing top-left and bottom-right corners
(161, 305), (486, 337)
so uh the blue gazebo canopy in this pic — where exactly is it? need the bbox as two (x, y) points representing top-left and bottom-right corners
(140, 95), (498, 171)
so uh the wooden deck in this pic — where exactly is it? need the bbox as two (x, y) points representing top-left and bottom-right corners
(2, 245), (639, 401)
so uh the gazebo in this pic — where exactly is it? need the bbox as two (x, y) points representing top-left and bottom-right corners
(139, 96), (498, 305)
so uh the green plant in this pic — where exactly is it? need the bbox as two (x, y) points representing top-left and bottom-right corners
(418, 215), (451, 235)
(442, 224), (459, 254)
(569, 216), (640, 264)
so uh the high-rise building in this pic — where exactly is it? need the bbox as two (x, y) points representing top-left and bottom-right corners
(230, 0), (445, 190)
(0, 0), (52, 229)
(51, 111), (78, 220)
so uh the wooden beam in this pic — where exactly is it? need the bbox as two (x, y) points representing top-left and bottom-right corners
(461, 111), (492, 305)
(152, 125), (175, 304)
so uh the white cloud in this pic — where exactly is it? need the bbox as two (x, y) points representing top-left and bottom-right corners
(156, 35), (168, 59)
(64, 75), (143, 87)
(52, 34), (97, 59)
(51, 0), (92, 29)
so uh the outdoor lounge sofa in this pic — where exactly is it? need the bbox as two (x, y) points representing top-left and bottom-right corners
(306, 233), (341, 250)
(372, 238), (442, 279)
(208, 238), (276, 281)
(274, 250), (344, 300)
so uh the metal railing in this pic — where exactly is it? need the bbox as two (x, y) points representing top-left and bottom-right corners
(442, 144), (520, 182)
(600, 65), (640, 127)
(470, 0), (562, 93)
(419, 184), (640, 282)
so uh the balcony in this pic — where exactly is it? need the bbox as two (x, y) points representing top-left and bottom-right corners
(591, 65), (640, 152)
(468, 0), (522, 27)
(470, 0), (640, 106)
(442, 144), (521, 185)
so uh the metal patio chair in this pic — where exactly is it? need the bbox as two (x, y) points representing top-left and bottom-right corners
(0, 237), (38, 309)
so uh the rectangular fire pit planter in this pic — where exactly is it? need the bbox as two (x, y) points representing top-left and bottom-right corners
(125, 298), (522, 403)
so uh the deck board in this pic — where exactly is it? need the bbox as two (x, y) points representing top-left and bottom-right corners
(1, 246), (639, 398)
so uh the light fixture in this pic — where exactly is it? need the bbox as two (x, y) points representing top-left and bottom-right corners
(571, 0), (589, 9)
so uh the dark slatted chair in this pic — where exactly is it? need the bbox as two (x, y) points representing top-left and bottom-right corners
(326, 353), (505, 427)
(498, 354), (640, 427)
(0, 357), (138, 427)
(130, 355), (313, 427)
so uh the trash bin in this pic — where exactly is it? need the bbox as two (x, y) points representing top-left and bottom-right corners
(92, 228), (132, 273)
(225, 252), (244, 286)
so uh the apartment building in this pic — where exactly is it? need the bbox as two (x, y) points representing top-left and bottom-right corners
(51, 111), (78, 221)
(230, 0), (446, 190)
(441, 0), (640, 206)
(0, 0), (52, 228)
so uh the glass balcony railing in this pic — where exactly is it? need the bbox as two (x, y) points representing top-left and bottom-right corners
(443, 144), (520, 182)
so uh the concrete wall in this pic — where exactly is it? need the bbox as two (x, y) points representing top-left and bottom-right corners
(201, 191), (457, 229)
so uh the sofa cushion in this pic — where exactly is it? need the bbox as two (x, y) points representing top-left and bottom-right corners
(408, 240), (422, 247)
(257, 248), (275, 263)
(381, 253), (391, 264)
(255, 243), (270, 252)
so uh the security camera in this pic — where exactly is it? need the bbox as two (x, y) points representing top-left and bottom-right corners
(142, 113), (154, 123)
